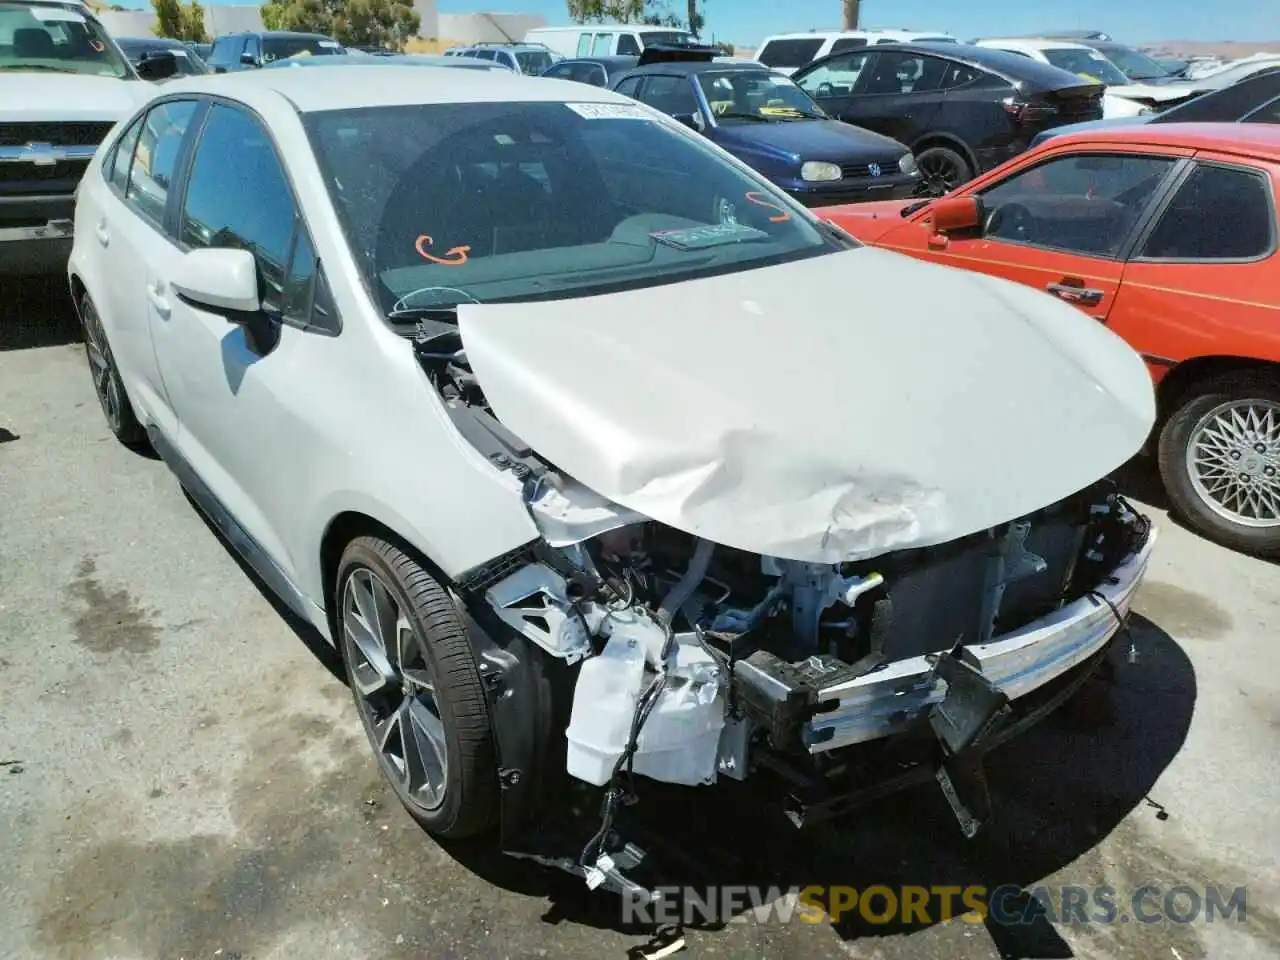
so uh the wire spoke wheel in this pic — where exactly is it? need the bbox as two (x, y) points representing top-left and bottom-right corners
(1186, 398), (1280, 528)
(342, 566), (448, 810)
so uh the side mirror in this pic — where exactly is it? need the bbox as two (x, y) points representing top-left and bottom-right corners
(172, 248), (281, 354)
(135, 51), (178, 81)
(240, 51), (259, 67)
(172, 248), (260, 315)
(925, 196), (983, 249)
(672, 111), (704, 132)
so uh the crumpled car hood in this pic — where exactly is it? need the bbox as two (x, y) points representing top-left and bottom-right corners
(457, 246), (1155, 563)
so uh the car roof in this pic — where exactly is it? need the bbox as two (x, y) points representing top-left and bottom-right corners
(556, 56), (639, 67)
(618, 60), (770, 77)
(977, 37), (1096, 51)
(1051, 122), (1280, 157)
(220, 31), (332, 40)
(158, 64), (634, 112)
(849, 41), (1102, 84)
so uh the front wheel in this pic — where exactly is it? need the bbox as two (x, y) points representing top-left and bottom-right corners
(913, 146), (973, 198)
(1158, 374), (1280, 557)
(80, 294), (146, 446)
(336, 537), (499, 838)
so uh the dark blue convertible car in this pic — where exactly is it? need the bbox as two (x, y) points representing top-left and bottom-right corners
(609, 47), (920, 206)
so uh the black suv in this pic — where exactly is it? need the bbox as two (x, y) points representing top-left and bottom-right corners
(792, 42), (1104, 195)
(205, 31), (343, 72)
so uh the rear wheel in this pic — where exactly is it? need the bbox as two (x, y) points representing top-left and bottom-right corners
(336, 536), (499, 838)
(913, 146), (973, 198)
(80, 294), (146, 446)
(1158, 373), (1280, 557)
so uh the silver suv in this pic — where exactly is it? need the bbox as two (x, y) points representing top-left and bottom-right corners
(450, 41), (559, 75)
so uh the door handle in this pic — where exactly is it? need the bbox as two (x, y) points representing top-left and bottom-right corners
(146, 282), (171, 318)
(1047, 282), (1104, 307)
(94, 220), (110, 247)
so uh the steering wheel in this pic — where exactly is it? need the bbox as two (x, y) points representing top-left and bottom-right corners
(986, 201), (1035, 243)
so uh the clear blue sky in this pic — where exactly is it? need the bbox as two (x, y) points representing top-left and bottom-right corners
(125, 0), (1280, 48)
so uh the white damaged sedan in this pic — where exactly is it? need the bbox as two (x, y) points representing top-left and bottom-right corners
(69, 65), (1157, 897)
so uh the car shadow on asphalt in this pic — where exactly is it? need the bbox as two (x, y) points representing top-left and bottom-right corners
(1, 277), (82, 351)
(442, 615), (1195, 958)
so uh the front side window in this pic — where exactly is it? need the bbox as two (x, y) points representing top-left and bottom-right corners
(698, 71), (824, 121)
(208, 36), (243, 67)
(125, 100), (199, 225)
(0, 1), (132, 78)
(979, 153), (1177, 257)
(757, 38), (824, 69)
(616, 33), (640, 56)
(1139, 164), (1274, 261)
(304, 101), (849, 316)
(180, 104), (298, 311)
(856, 53), (947, 95)
(635, 74), (698, 115)
(1040, 48), (1129, 85)
(105, 114), (144, 193)
(794, 51), (871, 98)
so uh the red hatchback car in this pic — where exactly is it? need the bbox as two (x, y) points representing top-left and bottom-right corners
(822, 123), (1280, 556)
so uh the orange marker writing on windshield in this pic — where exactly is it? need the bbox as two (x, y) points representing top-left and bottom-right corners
(415, 234), (470, 266)
(745, 192), (791, 223)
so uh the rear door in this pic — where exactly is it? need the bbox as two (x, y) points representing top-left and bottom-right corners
(838, 51), (949, 144)
(883, 147), (1190, 323)
(1110, 155), (1280, 382)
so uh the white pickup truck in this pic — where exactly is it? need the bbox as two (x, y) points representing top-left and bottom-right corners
(1, 0), (170, 277)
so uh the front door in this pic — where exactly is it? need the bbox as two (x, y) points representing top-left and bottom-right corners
(836, 51), (948, 145)
(147, 101), (334, 576)
(883, 149), (1188, 323)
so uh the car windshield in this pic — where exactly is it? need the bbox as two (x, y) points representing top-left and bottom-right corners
(1095, 43), (1170, 81)
(263, 36), (341, 61)
(118, 39), (208, 75)
(304, 101), (847, 315)
(0, 2), (132, 77)
(1042, 47), (1130, 85)
(516, 49), (554, 74)
(698, 70), (826, 121)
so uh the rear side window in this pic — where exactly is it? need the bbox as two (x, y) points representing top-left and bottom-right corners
(576, 32), (592, 56)
(1139, 164), (1274, 261)
(616, 33), (640, 56)
(757, 38), (824, 69)
(636, 75), (698, 115)
(857, 53), (948, 95)
(614, 75), (643, 98)
(124, 100), (198, 226)
(1244, 96), (1280, 124)
(829, 37), (867, 55)
(591, 33), (611, 56)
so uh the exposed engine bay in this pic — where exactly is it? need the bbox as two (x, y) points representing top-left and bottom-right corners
(413, 312), (1154, 897)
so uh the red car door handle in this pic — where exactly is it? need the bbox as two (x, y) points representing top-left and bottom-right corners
(1047, 283), (1104, 307)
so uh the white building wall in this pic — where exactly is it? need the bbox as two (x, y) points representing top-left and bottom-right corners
(437, 12), (546, 43)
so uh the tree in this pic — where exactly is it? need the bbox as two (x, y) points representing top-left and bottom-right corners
(259, 0), (420, 51)
(566, 0), (701, 32)
(152, 0), (207, 42)
(842, 0), (860, 30)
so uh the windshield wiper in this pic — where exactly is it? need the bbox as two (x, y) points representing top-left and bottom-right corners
(716, 111), (772, 122)
(0, 64), (78, 73)
(776, 110), (827, 120)
(900, 199), (931, 217)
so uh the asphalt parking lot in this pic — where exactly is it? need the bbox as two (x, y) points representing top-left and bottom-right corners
(2, 281), (1279, 960)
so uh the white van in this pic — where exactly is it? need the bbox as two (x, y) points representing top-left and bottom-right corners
(754, 29), (958, 75)
(525, 24), (697, 59)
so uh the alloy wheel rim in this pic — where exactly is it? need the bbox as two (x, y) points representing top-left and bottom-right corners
(342, 567), (448, 809)
(1186, 398), (1280, 528)
(82, 305), (121, 431)
(915, 152), (961, 198)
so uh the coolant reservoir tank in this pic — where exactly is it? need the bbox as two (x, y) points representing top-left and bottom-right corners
(565, 632), (646, 786)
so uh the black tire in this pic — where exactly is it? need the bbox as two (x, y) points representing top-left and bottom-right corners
(1157, 372), (1280, 558)
(914, 145), (973, 198)
(79, 293), (147, 446)
(336, 536), (499, 838)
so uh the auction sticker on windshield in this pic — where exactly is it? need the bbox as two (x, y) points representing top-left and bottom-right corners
(565, 102), (651, 120)
(650, 222), (771, 250)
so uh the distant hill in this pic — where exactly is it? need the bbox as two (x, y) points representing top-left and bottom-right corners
(1142, 40), (1280, 59)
